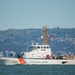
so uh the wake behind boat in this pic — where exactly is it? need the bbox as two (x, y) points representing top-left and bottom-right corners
(0, 26), (75, 65)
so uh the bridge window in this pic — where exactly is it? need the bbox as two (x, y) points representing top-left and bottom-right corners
(47, 47), (49, 49)
(41, 47), (43, 48)
(44, 46), (46, 48)
(37, 46), (40, 49)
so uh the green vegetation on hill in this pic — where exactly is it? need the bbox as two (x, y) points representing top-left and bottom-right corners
(0, 28), (75, 54)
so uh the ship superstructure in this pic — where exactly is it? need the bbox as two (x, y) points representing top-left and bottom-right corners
(23, 26), (52, 59)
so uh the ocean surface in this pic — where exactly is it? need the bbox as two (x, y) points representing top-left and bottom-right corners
(0, 65), (75, 75)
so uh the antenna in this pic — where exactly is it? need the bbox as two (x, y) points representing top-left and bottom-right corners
(42, 26), (50, 45)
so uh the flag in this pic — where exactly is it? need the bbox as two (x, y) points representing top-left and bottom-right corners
(50, 35), (55, 39)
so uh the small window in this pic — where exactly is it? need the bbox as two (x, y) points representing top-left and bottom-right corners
(37, 46), (40, 49)
(44, 46), (46, 48)
(47, 47), (49, 49)
(42, 54), (43, 55)
(41, 47), (43, 48)
(32, 54), (33, 55)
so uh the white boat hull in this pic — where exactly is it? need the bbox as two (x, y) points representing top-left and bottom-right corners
(1, 57), (75, 65)
(0, 57), (20, 65)
(25, 59), (75, 65)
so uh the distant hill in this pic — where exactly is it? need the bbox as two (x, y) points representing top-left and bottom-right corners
(0, 27), (75, 54)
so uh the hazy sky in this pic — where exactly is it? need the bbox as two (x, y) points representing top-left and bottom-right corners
(0, 0), (75, 30)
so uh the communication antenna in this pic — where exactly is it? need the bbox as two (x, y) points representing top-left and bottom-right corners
(42, 26), (50, 45)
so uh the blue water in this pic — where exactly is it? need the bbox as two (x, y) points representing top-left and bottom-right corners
(0, 65), (75, 75)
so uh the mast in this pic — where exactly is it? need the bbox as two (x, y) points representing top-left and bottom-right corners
(42, 26), (50, 45)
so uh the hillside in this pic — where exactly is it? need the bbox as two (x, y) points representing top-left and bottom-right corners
(0, 27), (75, 54)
